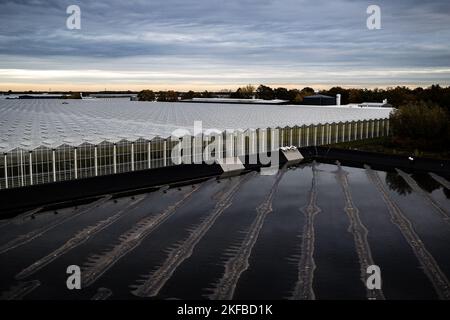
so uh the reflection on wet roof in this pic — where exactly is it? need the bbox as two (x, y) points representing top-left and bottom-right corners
(0, 99), (391, 152)
(0, 163), (449, 300)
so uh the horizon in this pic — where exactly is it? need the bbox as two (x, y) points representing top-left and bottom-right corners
(1, 83), (449, 93)
(1, 0), (450, 90)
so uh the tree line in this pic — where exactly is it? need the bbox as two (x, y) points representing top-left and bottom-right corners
(390, 101), (449, 152)
(137, 84), (450, 111)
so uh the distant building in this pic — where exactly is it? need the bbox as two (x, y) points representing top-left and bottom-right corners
(302, 94), (336, 106)
(0, 94), (19, 99)
(358, 101), (392, 108)
(88, 93), (138, 101)
(181, 97), (288, 105)
(18, 93), (65, 99)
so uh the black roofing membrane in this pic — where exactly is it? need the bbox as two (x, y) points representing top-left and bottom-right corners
(0, 162), (449, 300)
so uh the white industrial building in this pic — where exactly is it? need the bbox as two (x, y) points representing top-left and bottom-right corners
(0, 99), (392, 189)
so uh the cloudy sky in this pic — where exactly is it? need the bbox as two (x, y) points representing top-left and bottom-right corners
(1, 0), (449, 91)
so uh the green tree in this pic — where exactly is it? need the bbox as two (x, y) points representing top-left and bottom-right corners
(231, 84), (255, 99)
(256, 85), (274, 100)
(390, 101), (449, 150)
(274, 87), (290, 100)
(201, 90), (213, 98)
(166, 90), (178, 102)
(181, 90), (195, 100)
(348, 89), (363, 103)
(241, 85), (255, 98)
(157, 91), (167, 101)
(70, 92), (82, 99)
(301, 87), (315, 96)
(157, 91), (178, 102)
(325, 86), (349, 104)
(138, 90), (156, 101)
(288, 89), (302, 104)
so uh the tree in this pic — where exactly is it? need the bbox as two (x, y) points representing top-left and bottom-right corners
(230, 88), (242, 99)
(348, 89), (363, 103)
(301, 87), (315, 96)
(231, 84), (255, 99)
(324, 86), (349, 105)
(70, 92), (82, 99)
(274, 87), (290, 100)
(166, 90), (178, 102)
(241, 85), (255, 98)
(138, 90), (156, 101)
(288, 89), (303, 104)
(390, 101), (449, 150)
(385, 86), (416, 107)
(256, 85), (274, 100)
(181, 90), (195, 100)
(157, 91), (178, 102)
(201, 90), (213, 98)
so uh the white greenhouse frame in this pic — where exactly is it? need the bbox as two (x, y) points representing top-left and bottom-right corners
(0, 118), (390, 190)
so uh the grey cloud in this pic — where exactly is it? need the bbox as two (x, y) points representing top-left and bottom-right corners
(0, 0), (449, 87)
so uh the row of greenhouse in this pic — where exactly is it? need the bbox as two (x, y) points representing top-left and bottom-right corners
(0, 118), (389, 190)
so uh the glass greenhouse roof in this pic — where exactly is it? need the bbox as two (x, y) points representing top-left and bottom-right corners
(0, 99), (392, 152)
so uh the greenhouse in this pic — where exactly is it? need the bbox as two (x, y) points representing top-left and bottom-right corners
(0, 99), (392, 189)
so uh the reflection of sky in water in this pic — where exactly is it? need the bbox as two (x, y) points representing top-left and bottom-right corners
(0, 163), (449, 300)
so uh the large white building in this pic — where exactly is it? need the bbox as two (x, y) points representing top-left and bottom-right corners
(0, 99), (392, 189)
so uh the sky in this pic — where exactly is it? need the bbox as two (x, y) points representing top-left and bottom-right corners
(0, 0), (449, 91)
